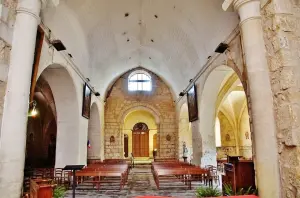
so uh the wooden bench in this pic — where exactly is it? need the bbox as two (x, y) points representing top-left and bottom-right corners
(151, 160), (210, 190)
(75, 170), (126, 190)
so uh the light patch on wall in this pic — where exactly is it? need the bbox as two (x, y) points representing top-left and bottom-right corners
(215, 117), (221, 147)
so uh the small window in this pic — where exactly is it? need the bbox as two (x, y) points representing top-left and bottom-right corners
(215, 118), (221, 147)
(128, 71), (152, 91)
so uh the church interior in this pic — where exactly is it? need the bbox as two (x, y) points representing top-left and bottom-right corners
(0, 0), (299, 198)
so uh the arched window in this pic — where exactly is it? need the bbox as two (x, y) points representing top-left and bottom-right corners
(215, 117), (221, 147)
(128, 71), (152, 91)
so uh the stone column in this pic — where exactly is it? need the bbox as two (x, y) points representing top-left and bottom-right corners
(226, 0), (281, 197)
(0, 0), (41, 197)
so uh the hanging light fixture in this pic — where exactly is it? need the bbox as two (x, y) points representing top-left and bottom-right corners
(28, 100), (38, 117)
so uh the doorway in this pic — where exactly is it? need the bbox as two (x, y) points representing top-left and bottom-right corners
(132, 122), (149, 157)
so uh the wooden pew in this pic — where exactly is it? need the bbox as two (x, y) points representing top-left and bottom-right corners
(151, 160), (209, 190)
(75, 170), (126, 190)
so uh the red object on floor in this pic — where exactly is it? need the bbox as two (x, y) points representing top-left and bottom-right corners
(135, 196), (259, 198)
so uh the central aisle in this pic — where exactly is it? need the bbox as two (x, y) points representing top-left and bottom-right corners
(65, 165), (197, 198)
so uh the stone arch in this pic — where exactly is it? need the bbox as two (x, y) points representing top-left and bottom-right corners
(118, 103), (161, 125)
(87, 102), (101, 160)
(40, 64), (80, 168)
(197, 65), (240, 166)
(203, 63), (247, 94)
(196, 64), (251, 167)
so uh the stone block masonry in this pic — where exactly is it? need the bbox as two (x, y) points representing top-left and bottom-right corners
(104, 68), (177, 159)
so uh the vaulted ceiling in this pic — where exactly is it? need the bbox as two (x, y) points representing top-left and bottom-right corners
(42, 0), (239, 97)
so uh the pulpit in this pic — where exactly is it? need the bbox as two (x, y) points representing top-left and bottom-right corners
(222, 156), (256, 193)
(30, 179), (55, 198)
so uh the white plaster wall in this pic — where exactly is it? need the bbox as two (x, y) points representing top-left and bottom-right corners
(178, 103), (193, 160)
(0, 81), (6, 136)
(87, 102), (101, 160)
(41, 1), (90, 77)
(37, 38), (102, 167)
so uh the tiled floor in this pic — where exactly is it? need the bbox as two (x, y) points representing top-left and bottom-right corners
(64, 165), (208, 198)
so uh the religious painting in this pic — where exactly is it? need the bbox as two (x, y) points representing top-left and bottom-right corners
(82, 83), (92, 119)
(187, 84), (198, 122)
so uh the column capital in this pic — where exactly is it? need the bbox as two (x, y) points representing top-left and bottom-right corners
(232, 0), (259, 10)
(223, 0), (261, 25)
(17, 0), (41, 21)
(40, 0), (60, 9)
(222, 0), (260, 11)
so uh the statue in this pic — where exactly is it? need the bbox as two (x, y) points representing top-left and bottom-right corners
(182, 142), (188, 162)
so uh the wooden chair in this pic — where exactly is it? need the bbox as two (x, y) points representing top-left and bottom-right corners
(206, 166), (220, 186)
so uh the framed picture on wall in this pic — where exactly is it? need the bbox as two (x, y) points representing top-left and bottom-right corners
(82, 83), (92, 119)
(187, 84), (199, 122)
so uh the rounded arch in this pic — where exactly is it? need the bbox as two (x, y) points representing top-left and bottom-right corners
(87, 102), (101, 160)
(118, 103), (161, 125)
(197, 64), (251, 167)
(197, 65), (239, 166)
(40, 64), (80, 168)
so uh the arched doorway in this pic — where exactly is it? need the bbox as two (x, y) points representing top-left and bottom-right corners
(87, 103), (101, 160)
(123, 110), (157, 159)
(132, 122), (149, 157)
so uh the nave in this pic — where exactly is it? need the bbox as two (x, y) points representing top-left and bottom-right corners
(0, 0), (299, 198)
(64, 164), (212, 198)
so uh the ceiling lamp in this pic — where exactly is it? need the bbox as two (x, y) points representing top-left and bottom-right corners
(50, 39), (66, 51)
(215, 42), (229, 53)
(179, 92), (185, 97)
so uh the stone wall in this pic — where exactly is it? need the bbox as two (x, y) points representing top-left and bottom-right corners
(104, 68), (177, 159)
(262, 0), (300, 197)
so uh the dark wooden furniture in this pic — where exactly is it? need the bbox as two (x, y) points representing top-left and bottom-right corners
(222, 156), (256, 193)
(151, 161), (209, 189)
(63, 165), (85, 198)
(30, 179), (55, 198)
(132, 130), (149, 157)
(74, 163), (129, 191)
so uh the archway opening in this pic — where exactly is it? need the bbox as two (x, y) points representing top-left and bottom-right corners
(23, 65), (80, 193)
(26, 65), (80, 168)
(25, 76), (57, 169)
(123, 110), (157, 160)
(215, 77), (253, 160)
(178, 103), (193, 162)
(87, 103), (101, 161)
(198, 65), (255, 191)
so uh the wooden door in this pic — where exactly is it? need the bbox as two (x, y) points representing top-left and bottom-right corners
(132, 131), (149, 157)
(132, 123), (149, 157)
(124, 134), (128, 158)
(153, 133), (157, 150)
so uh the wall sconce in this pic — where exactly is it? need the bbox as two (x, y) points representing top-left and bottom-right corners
(28, 100), (38, 117)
